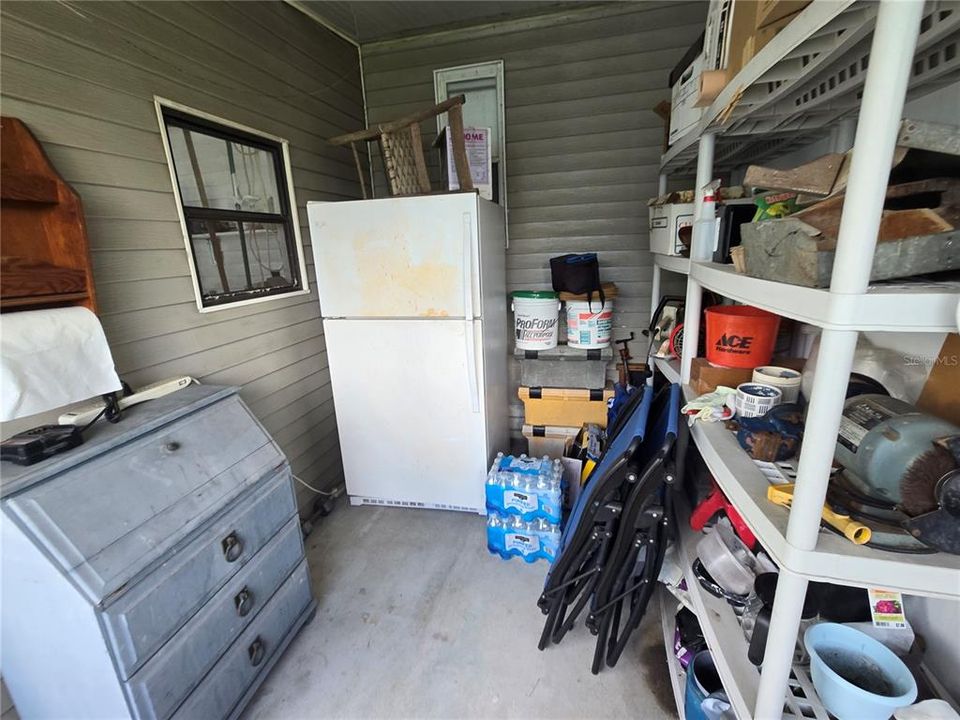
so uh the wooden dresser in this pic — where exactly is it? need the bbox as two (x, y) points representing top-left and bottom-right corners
(0, 385), (315, 719)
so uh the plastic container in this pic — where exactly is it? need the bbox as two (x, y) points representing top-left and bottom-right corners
(518, 385), (613, 428)
(805, 623), (918, 720)
(704, 305), (781, 368)
(735, 382), (782, 418)
(514, 344), (612, 389)
(566, 298), (614, 349)
(512, 291), (560, 351)
(753, 366), (802, 403)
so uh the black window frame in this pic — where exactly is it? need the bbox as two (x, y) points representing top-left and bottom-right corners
(161, 106), (304, 309)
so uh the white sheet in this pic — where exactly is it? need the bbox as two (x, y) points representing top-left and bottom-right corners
(1, 307), (122, 421)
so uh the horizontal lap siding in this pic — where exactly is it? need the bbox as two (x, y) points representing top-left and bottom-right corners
(0, 0), (361, 511)
(362, 2), (705, 433)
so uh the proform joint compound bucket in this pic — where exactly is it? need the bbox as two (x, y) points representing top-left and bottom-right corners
(705, 305), (780, 368)
(512, 291), (560, 350)
(566, 299), (614, 349)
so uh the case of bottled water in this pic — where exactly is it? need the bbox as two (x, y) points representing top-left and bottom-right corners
(484, 453), (563, 523)
(486, 514), (561, 563)
(485, 453), (563, 562)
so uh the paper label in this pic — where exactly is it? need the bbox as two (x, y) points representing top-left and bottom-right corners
(503, 490), (537, 514)
(868, 588), (907, 629)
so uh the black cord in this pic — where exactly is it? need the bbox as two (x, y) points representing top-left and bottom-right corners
(78, 407), (107, 435)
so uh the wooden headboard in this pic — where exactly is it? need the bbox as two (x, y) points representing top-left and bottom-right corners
(1, 117), (97, 312)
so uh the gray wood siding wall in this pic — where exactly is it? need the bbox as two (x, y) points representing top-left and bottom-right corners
(0, 0), (364, 511)
(362, 2), (705, 431)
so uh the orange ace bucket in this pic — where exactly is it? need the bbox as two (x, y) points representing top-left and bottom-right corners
(704, 305), (780, 368)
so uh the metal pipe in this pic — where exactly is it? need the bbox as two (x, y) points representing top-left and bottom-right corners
(829, 0), (923, 294)
(657, 172), (668, 197)
(754, 571), (810, 719)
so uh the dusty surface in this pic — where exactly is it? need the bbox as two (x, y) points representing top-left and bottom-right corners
(242, 503), (676, 720)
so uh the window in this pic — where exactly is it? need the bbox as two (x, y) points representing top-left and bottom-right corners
(155, 98), (309, 311)
(434, 61), (506, 208)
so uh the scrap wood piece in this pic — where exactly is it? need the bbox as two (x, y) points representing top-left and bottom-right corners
(793, 177), (959, 247)
(744, 147), (908, 198)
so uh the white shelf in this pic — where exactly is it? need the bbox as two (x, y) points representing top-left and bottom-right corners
(674, 499), (830, 720)
(690, 261), (960, 333)
(653, 356), (681, 384)
(654, 254), (690, 276)
(660, 0), (960, 175)
(684, 383), (960, 600)
(658, 589), (687, 720)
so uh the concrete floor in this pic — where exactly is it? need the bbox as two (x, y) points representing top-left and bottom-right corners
(242, 503), (677, 720)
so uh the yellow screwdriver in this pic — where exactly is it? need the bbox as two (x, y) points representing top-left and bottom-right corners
(766, 483), (872, 545)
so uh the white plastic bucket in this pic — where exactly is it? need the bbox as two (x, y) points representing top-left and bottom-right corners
(512, 291), (560, 350)
(566, 299), (614, 349)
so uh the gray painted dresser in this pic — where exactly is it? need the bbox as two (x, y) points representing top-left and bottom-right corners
(0, 385), (316, 719)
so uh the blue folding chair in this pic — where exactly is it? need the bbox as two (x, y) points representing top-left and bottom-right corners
(537, 386), (653, 651)
(537, 384), (681, 672)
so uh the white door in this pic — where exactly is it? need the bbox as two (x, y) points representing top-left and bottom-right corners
(324, 318), (487, 511)
(309, 195), (479, 319)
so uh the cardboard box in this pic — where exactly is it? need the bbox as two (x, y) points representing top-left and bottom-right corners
(650, 201), (694, 256)
(756, 0), (810, 28)
(434, 126), (493, 200)
(916, 333), (960, 426)
(691, 356), (806, 395)
(669, 51), (706, 145)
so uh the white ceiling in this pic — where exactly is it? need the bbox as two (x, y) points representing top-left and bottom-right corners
(293, 1), (592, 44)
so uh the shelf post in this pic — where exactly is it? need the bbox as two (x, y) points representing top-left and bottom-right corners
(828, 0), (923, 295)
(755, 3), (924, 717)
(680, 132), (715, 383)
(648, 264), (662, 387)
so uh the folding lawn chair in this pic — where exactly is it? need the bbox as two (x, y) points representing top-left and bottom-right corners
(536, 385), (653, 652)
(586, 384), (681, 673)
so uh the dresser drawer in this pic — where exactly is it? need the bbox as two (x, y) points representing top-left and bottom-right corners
(102, 470), (297, 680)
(123, 516), (304, 720)
(170, 561), (313, 720)
(4, 395), (284, 603)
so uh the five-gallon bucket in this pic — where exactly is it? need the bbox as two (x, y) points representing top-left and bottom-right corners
(512, 291), (561, 350)
(566, 298), (614, 349)
(705, 305), (780, 368)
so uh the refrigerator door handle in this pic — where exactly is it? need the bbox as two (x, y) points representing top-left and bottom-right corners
(464, 320), (480, 413)
(462, 213), (480, 413)
(461, 212), (475, 319)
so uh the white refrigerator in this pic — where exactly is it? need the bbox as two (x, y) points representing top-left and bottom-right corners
(308, 194), (508, 513)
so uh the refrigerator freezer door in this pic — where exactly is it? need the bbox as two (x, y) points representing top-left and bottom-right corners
(323, 318), (487, 511)
(309, 195), (480, 319)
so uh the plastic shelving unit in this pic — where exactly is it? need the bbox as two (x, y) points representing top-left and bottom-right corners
(650, 1), (960, 717)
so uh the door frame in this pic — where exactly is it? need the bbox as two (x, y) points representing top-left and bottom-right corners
(433, 61), (507, 219)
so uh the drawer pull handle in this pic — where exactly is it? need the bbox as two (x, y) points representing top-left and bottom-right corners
(235, 587), (254, 617)
(221, 532), (243, 563)
(164, 441), (180, 452)
(248, 637), (265, 667)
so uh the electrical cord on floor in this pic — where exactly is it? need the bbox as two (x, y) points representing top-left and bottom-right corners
(292, 474), (342, 497)
(78, 407), (107, 434)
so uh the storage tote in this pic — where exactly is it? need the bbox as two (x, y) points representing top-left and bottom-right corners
(518, 385), (614, 428)
(514, 344), (612, 389)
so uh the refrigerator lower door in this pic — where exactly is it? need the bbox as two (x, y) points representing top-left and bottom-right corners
(324, 318), (488, 512)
